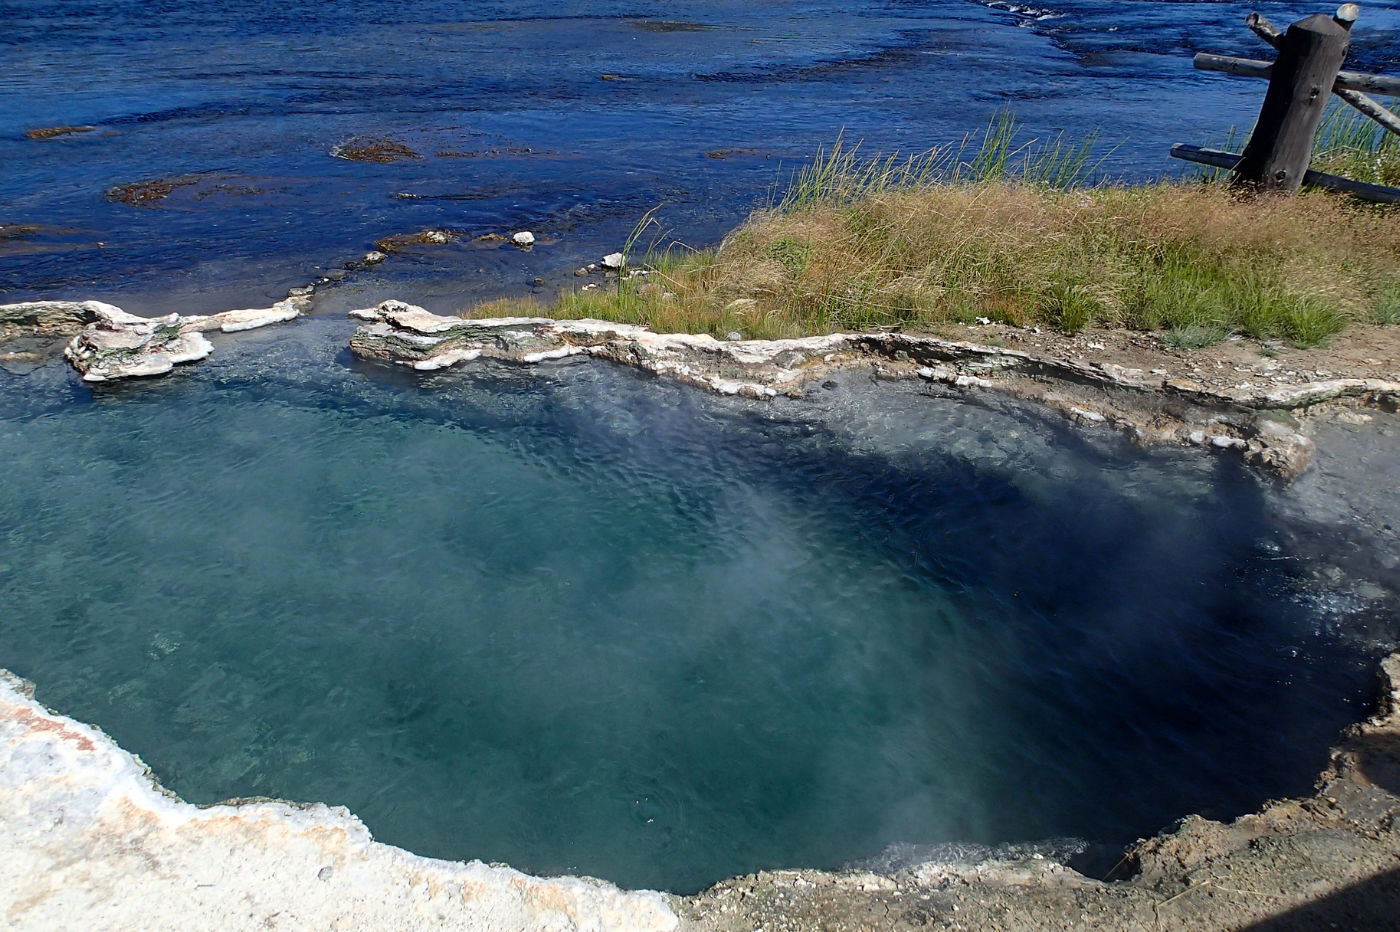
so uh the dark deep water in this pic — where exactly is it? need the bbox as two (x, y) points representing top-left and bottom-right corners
(6, 0), (1400, 316)
(2, 0), (1399, 896)
(0, 321), (1391, 892)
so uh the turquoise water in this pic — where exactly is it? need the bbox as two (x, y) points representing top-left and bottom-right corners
(0, 334), (1380, 891)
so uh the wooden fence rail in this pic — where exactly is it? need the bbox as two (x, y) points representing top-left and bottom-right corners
(1173, 3), (1400, 202)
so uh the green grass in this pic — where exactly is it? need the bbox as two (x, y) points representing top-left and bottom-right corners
(771, 110), (1107, 213)
(1311, 102), (1400, 186)
(459, 116), (1400, 348)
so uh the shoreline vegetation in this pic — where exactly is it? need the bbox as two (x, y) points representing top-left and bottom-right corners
(466, 111), (1400, 350)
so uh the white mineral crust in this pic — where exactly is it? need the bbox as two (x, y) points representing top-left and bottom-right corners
(0, 671), (678, 932)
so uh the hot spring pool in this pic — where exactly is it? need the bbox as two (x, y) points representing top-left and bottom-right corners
(0, 331), (1381, 893)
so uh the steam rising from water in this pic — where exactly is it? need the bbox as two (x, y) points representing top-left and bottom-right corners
(0, 334), (1383, 892)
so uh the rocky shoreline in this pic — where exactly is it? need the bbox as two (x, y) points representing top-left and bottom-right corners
(4, 293), (1396, 477)
(347, 299), (1400, 478)
(0, 297), (306, 380)
(4, 283), (1398, 478)
(2, 654), (1396, 931)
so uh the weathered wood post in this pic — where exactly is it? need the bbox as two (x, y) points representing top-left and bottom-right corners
(1233, 5), (1356, 193)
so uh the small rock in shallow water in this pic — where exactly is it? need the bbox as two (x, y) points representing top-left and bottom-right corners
(63, 300), (302, 380)
(601, 252), (624, 270)
(24, 125), (99, 140)
(512, 231), (535, 247)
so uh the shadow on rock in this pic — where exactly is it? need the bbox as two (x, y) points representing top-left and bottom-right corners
(1238, 867), (1400, 931)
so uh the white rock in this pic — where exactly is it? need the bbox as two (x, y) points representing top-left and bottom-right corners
(413, 348), (483, 370)
(512, 231), (535, 247)
(0, 671), (679, 932)
(211, 301), (302, 333)
(601, 252), (624, 270)
(522, 346), (585, 363)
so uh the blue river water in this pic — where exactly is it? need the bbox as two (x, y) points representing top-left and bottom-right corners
(5, 0), (1400, 315)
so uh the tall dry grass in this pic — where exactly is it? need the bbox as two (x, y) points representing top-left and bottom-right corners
(462, 118), (1400, 347)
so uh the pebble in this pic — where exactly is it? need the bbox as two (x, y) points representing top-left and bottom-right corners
(601, 252), (624, 269)
(512, 231), (535, 246)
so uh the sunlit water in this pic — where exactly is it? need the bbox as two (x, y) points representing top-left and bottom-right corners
(6, 0), (1400, 314)
(0, 323), (1386, 892)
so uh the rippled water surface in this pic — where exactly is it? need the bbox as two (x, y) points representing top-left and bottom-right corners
(6, 0), (1400, 314)
(0, 326), (1384, 892)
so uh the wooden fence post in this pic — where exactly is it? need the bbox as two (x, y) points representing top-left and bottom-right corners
(1233, 12), (1352, 193)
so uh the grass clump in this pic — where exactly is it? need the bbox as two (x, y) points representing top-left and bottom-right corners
(458, 118), (1400, 348)
(1311, 103), (1400, 186)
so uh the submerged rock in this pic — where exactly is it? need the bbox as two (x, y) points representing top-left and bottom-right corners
(331, 135), (422, 163)
(373, 230), (455, 253)
(63, 299), (306, 382)
(0, 300), (107, 335)
(23, 124), (98, 140)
